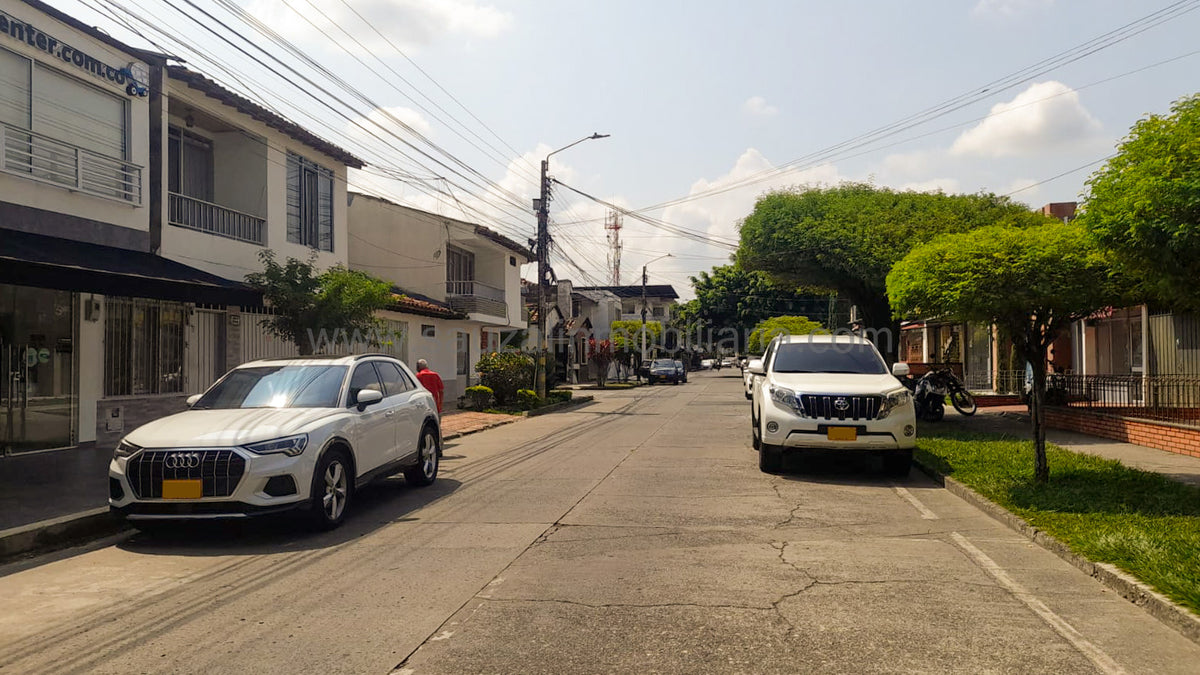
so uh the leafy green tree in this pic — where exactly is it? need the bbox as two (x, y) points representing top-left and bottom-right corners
(245, 250), (393, 355)
(1079, 93), (1200, 312)
(610, 320), (662, 352)
(887, 223), (1123, 483)
(737, 184), (1051, 360)
(746, 316), (826, 354)
(688, 265), (829, 352)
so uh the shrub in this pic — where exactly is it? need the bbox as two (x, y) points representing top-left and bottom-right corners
(547, 389), (573, 403)
(475, 351), (535, 405)
(516, 388), (541, 410)
(464, 385), (493, 410)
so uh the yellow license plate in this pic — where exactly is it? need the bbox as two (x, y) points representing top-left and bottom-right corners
(162, 479), (203, 499)
(827, 427), (857, 441)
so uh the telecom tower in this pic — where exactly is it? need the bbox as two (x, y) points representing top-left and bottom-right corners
(605, 210), (623, 285)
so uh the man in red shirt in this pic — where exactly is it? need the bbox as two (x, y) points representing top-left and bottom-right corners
(414, 359), (444, 415)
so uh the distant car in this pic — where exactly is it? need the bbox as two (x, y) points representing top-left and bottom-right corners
(648, 358), (684, 385)
(699, 359), (715, 370)
(108, 354), (441, 531)
(720, 357), (737, 368)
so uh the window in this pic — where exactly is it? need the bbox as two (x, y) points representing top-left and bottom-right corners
(347, 363), (383, 407)
(652, 306), (664, 318)
(374, 361), (411, 396)
(772, 342), (887, 375)
(104, 298), (186, 396)
(286, 152), (334, 251)
(194, 365), (347, 409)
(168, 126), (213, 201)
(421, 324), (436, 338)
(456, 332), (470, 376)
(446, 246), (475, 295)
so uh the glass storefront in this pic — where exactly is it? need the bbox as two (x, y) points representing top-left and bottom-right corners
(0, 284), (76, 453)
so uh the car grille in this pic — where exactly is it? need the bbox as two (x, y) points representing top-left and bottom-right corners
(126, 450), (246, 499)
(800, 394), (882, 421)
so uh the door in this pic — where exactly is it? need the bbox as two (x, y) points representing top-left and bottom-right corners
(346, 363), (393, 474)
(186, 308), (226, 394)
(374, 361), (421, 464)
(1, 285), (76, 454)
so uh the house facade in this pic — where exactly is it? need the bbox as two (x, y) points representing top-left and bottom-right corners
(347, 192), (532, 403)
(0, 0), (364, 454)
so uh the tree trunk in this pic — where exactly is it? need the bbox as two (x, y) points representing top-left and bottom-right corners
(856, 298), (902, 364)
(1028, 349), (1049, 483)
(297, 338), (313, 356)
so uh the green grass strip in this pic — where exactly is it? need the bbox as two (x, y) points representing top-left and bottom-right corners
(916, 430), (1200, 615)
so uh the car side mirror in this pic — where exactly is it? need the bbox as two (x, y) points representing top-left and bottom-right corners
(356, 388), (383, 410)
(748, 359), (765, 375)
(186, 393), (203, 407)
(892, 362), (911, 378)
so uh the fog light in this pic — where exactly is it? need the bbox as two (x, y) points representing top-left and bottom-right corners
(109, 477), (124, 501)
(766, 421), (779, 433)
(904, 424), (916, 437)
(263, 475), (298, 497)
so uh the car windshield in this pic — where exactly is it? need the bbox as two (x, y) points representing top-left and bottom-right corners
(192, 365), (348, 409)
(771, 342), (887, 375)
(651, 360), (674, 368)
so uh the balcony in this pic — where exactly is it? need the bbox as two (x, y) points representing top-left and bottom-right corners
(447, 279), (507, 319)
(1, 122), (141, 204)
(169, 192), (266, 245)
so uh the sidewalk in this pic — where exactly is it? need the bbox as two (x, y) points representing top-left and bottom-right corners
(937, 409), (1200, 488)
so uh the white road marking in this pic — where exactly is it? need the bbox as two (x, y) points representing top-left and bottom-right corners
(949, 532), (1126, 675)
(892, 485), (939, 519)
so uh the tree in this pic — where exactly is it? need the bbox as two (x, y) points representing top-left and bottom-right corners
(688, 265), (829, 353)
(737, 183), (1051, 361)
(1079, 93), (1200, 312)
(887, 223), (1123, 483)
(588, 338), (614, 388)
(245, 250), (393, 355)
(746, 316), (826, 354)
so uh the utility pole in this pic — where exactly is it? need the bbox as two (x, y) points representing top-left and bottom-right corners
(535, 158), (550, 399)
(639, 253), (672, 367)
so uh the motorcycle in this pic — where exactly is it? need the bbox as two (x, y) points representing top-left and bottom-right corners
(902, 367), (977, 422)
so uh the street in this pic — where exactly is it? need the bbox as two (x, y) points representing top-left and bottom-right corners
(1, 372), (1198, 674)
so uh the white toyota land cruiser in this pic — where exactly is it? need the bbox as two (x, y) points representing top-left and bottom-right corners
(749, 334), (916, 475)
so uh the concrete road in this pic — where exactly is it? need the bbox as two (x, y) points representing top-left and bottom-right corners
(1, 373), (1197, 674)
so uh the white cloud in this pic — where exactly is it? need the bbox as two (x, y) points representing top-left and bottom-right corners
(742, 96), (779, 117)
(950, 81), (1102, 158)
(348, 106), (433, 145)
(972, 0), (1053, 17)
(246, 0), (514, 53)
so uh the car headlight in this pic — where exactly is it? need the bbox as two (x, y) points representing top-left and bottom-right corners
(114, 439), (141, 458)
(878, 388), (912, 420)
(244, 434), (309, 457)
(770, 385), (805, 415)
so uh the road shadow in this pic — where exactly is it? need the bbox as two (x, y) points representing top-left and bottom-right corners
(773, 450), (913, 486)
(116, 476), (462, 557)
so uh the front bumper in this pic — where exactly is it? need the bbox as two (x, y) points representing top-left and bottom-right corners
(760, 396), (916, 450)
(108, 446), (318, 520)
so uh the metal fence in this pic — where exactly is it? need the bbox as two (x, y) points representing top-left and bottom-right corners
(1056, 374), (1200, 428)
(169, 192), (266, 244)
(104, 298), (187, 396)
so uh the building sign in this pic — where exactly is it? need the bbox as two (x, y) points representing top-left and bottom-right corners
(0, 11), (148, 97)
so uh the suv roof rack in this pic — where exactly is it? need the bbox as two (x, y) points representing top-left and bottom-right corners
(352, 353), (395, 360)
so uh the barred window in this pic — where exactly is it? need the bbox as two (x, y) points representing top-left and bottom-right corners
(104, 298), (186, 396)
(286, 152), (334, 251)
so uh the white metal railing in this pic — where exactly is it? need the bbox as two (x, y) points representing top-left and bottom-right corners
(0, 121), (141, 204)
(446, 279), (506, 302)
(169, 192), (266, 244)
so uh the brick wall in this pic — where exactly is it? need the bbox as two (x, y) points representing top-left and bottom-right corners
(96, 395), (190, 450)
(976, 395), (1023, 407)
(1044, 407), (1200, 459)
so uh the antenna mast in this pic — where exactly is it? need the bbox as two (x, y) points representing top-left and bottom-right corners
(605, 210), (623, 285)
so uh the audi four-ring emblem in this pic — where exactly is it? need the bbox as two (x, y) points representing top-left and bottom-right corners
(833, 397), (851, 411)
(164, 452), (202, 469)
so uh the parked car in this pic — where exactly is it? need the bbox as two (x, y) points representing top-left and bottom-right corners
(749, 335), (916, 475)
(699, 359), (715, 370)
(674, 360), (689, 383)
(743, 359), (759, 399)
(648, 358), (685, 385)
(108, 354), (441, 531)
(720, 357), (737, 369)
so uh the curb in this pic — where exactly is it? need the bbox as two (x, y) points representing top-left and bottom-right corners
(525, 395), (595, 417)
(0, 507), (131, 564)
(442, 417), (520, 442)
(914, 457), (1200, 646)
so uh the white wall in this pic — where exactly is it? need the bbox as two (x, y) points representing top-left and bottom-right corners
(348, 194), (447, 300)
(76, 293), (104, 443)
(0, 0), (150, 235)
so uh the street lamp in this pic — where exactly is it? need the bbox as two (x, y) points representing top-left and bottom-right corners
(535, 133), (610, 398)
(640, 253), (672, 366)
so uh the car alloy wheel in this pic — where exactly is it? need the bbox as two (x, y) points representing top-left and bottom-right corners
(323, 459), (348, 521)
(405, 427), (439, 487)
(311, 449), (352, 530)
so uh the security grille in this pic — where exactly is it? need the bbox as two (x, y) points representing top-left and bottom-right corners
(104, 298), (187, 396)
(126, 450), (246, 499)
(800, 394), (882, 421)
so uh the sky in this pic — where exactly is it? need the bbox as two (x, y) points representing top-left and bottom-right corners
(51, 0), (1200, 298)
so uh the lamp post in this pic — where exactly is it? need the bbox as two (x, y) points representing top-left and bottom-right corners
(640, 253), (672, 367)
(535, 133), (610, 398)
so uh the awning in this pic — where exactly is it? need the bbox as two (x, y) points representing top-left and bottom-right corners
(0, 229), (262, 306)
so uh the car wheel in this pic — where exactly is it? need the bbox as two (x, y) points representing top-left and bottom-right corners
(404, 425), (440, 487)
(883, 449), (913, 477)
(752, 420), (761, 451)
(649, 376), (657, 385)
(310, 449), (352, 530)
(759, 443), (783, 474)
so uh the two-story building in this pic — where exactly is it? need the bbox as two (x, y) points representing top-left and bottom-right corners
(574, 284), (679, 324)
(347, 192), (532, 403)
(0, 0), (366, 454)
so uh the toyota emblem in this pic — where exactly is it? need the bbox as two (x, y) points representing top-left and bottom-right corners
(833, 397), (851, 412)
(164, 452), (202, 469)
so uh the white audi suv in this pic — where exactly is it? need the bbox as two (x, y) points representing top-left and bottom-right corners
(109, 354), (441, 530)
(749, 334), (916, 475)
